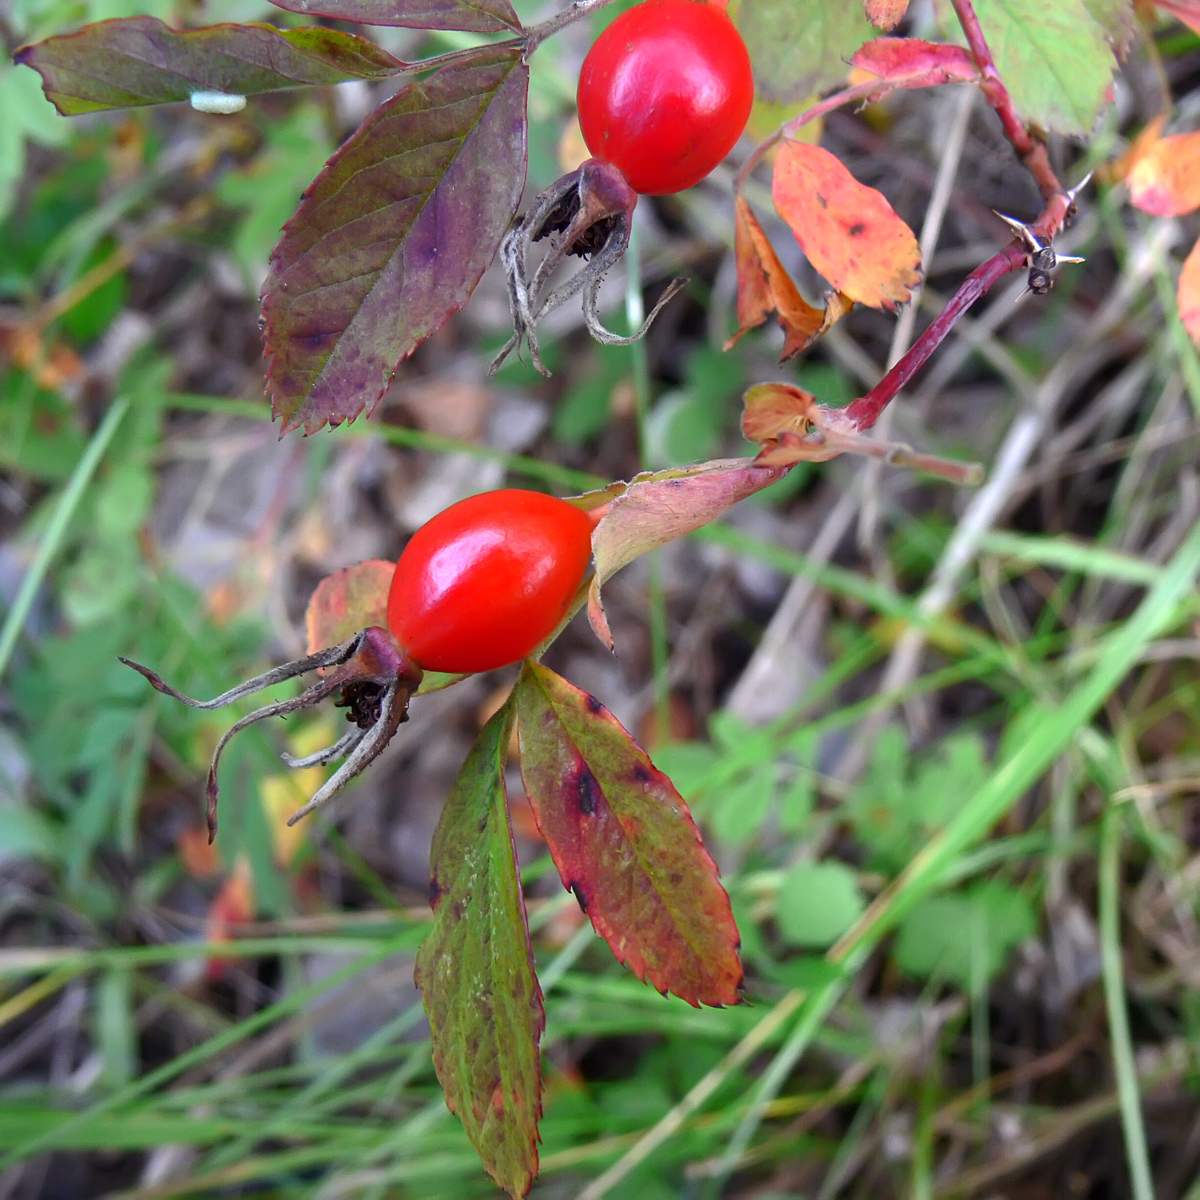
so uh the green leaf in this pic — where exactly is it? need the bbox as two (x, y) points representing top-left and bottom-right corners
(775, 860), (865, 949)
(1084, 0), (1137, 53)
(892, 879), (1037, 987)
(0, 61), (71, 223)
(516, 660), (742, 1007)
(414, 697), (543, 1200)
(710, 764), (775, 845)
(970, 0), (1115, 135)
(729, 0), (878, 102)
(847, 730), (989, 871)
(215, 106), (334, 289)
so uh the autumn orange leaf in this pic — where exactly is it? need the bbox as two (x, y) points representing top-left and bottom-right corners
(864, 0), (910, 30)
(772, 139), (922, 310)
(1128, 130), (1200, 217)
(1179, 238), (1200, 345)
(725, 196), (852, 359)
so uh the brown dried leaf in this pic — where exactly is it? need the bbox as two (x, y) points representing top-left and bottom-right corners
(725, 196), (852, 359)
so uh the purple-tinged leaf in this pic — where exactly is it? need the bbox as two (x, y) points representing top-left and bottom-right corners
(262, 47), (528, 435)
(584, 459), (788, 650)
(415, 697), (543, 1200)
(267, 0), (521, 35)
(14, 17), (408, 116)
(516, 660), (743, 1008)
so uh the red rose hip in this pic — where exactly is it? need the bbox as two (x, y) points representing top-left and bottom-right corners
(576, 0), (755, 196)
(386, 489), (596, 674)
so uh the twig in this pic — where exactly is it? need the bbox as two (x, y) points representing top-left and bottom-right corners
(950, 0), (1063, 200)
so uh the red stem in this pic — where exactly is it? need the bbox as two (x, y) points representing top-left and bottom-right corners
(950, 0), (1063, 201)
(845, 244), (1025, 431)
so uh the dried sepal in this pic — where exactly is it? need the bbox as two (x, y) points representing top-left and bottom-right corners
(490, 157), (685, 376)
(121, 626), (422, 840)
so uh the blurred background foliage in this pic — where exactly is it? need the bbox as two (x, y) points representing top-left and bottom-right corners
(3, 0), (1200, 1196)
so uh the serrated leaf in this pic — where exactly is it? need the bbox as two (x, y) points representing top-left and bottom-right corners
(262, 47), (528, 435)
(1085, 0), (1137, 51)
(584, 459), (787, 650)
(14, 18), (408, 115)
(266, 0), (521, 33)
(730, 0), (878, 102)
(1128, 130), (1200, 216)
(773, 139), (921, 310)
(725, 197), (852, 360)
(969, 0), (1115, 135)
(305, 560), (394, 654)
(1179, 237), (1200, 346)
(415, 698), (543, 1200)
(516, 660), (742, 1007)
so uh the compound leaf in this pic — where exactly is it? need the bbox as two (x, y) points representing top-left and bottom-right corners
(415, 697), (543, 1200)
(516, 660), (742, 1007)
(15, 17), (407, 115)
(263, 47), (528, 434)
(969, 0), (1115, 135)
(773, 140), (921, 310)
(266, 0), (521, 32)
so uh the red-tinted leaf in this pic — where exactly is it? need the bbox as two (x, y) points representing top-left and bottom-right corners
(1128, 130), (1200, 217)
(1151, 0), (1200, 34)
(263, 47), (528, 435)
(742, 383), (983, 484)
(415, 698), (543, 1199)
(725, 196), (852, 360)
(1179, 237), (1200, 345)
(14, 17), (406, 115)
(849, 38), (978, 96)
(773, 139), (921, 310)
(864, 0), (910, 30)
(305, 560), (394, 654)
(585, 460), (787, 650)
(515, 660), (741, 1007)
(267, 0), (521, 33)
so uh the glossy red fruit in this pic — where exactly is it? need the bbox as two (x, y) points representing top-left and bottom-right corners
(386, 490), (596, 675)
(576, 0), (754, 197)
